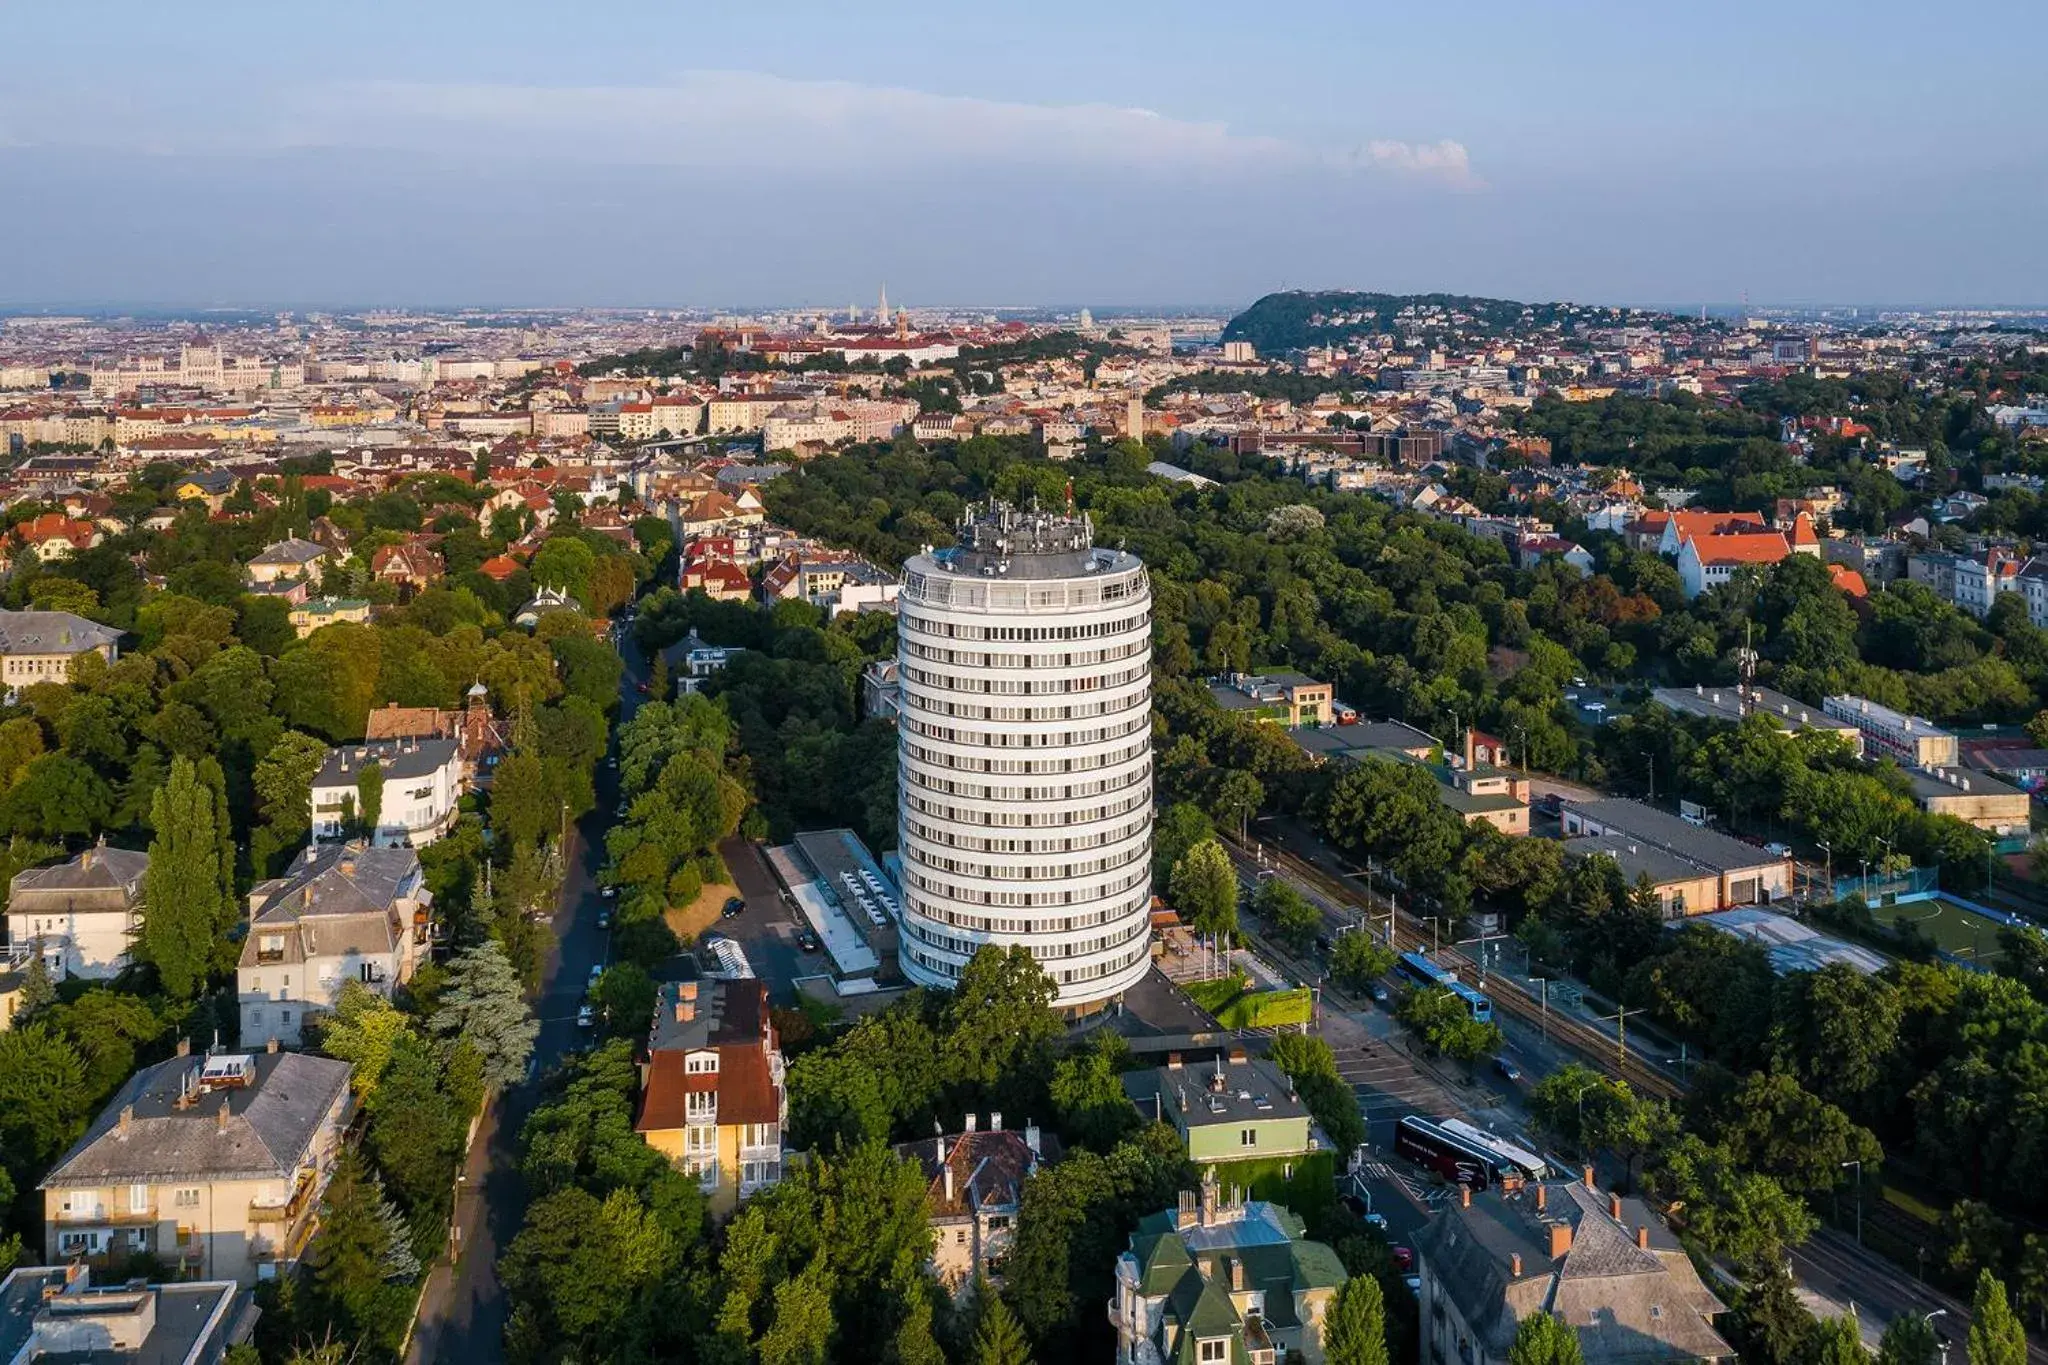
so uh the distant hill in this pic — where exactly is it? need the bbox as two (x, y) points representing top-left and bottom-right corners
(1221, 290), (1639, 354)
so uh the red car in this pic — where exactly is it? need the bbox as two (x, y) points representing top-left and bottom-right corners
(1391, 1246), (1413, 1271)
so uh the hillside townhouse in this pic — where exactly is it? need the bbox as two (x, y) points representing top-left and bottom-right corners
(636, 977), (787, 1215)
(6, 840), (148, 982)
(40, 1044), (354, 1284)
(309, 736), (464, 847)
(894, 1118), (1053, 1292)
(238, 843), (431, 1047)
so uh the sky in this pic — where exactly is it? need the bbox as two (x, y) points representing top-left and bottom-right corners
(0, 0), (2042, 311)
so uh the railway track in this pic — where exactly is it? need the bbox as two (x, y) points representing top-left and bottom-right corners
(1233, 836), (1683, 1101)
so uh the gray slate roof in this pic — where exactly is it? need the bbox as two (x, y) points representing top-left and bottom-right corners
(248, 537), (329, 569)
(312, 736), (460, 788)
(0, 609), (122, 657)
(42, 1050), (351, 1187)
(240, 843), (424, 968)
(8, 840), (148, 911)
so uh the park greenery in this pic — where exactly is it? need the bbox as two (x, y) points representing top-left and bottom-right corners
(0, 462), (638, 1357)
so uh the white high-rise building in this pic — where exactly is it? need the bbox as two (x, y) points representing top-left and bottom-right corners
(895, 504), (1154, 1010)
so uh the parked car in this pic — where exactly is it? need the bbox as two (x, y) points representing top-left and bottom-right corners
(588, 964), (604, 988)
(1493, 1057), (1523, 1083)
(600, 884), (617, 899)
(596, 910), (611, 930)
(722, 897), (746, 919)
(1403, 1274), (1421, 1295)
(1392, 1246), (1414, 1272)
(798, 931), (822, 953)
(1370, 982), (1391, 1005)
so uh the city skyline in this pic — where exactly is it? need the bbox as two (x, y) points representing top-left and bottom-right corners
(3, 0), (2042, 309)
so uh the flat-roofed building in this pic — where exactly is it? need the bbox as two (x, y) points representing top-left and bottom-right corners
(39, 1044), (353, 1284)
(1560, 798), (1792, 914)
(0, 1264), (251, 1363)
(1207, 671), (1335, 728)
(1651, 685), (1864, 755)
(1823, 695), (1959, 767)
(1905, 765), (2031, 835)
(1125, 1052), (1315, 1163)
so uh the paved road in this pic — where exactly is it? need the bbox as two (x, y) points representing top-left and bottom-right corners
(406, 633), (644, 1364)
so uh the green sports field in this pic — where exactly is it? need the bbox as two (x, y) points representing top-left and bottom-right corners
(1867, 897), (2008, 969)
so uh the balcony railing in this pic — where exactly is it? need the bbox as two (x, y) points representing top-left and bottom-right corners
(56, 1203), (157, 1226)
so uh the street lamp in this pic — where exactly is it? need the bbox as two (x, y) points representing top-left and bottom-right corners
(1840, 1159), (1862, 1246)
(1531, 976), (1550, 1042)
(1926, 1309), (1950, 1365)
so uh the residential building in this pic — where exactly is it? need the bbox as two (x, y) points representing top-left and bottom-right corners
(6, 839), (148, 981)
(308, 737), (463, 846)
(287, 597), (372, 637)
(636, 977), (787, 1216)
(894, 1117), (1053, 1290)
(13, 512), (103, 562)
(1675, 530), (1791, 598)
(169, 470), (238, 509)
(1910, 549), (2025, 618)
(237, 843), (430, 1047)
(1207, 672), (1335, 728)
(1822, 695), (1959, 767)
(245, 537), (330, 586)
(895, 503), (1153, 1010)
(0, 607), (122, 695)
(361, 687), (502, 790)
(1414, 1175), (1731, 1365)
(1560, 799), (1794, 914)
(1124, 1053), (1316, 1162)
(1110, 1168), (1348, 1365)
(39, 1043), (354, 1284)
(0, 1264), (251, 1361)
(368, 541), (445, 597)
(861, 658), (902, 722)
(760, 551), (900, 616)
(1650, 685), (1865, 754)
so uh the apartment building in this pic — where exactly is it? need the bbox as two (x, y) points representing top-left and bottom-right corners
(40, 1043), (354, 1284)
(893, 1117), (1053, 1291)
(0, 1264), (252, 1362)
(0, 607), (122, 695)
(1124, 1053), (1315, 1162)
(1909, 548), (2025, 618)
(1415, 1176), (1730, 1365)
(245, 537), (330, 586)
(1111, 1169), (1348, 1365)
(237, 843), (430, 1047)
(1822, 696), (1959, 767)
(636, 977), (787, 1215)
(308, 737), (463, 847)
(6, 839), (148, 981)
(1651, 684), (1865, 754)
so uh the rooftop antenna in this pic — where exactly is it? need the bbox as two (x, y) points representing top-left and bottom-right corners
(1735, 623), (1758, 719)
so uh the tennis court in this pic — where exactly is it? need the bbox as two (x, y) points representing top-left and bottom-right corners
(1868, 896), (2009, 969)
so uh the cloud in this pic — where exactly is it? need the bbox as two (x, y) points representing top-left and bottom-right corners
(0, 70), (1476, 186)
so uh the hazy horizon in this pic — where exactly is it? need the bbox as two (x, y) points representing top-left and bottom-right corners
(4, 0), (2043, 311)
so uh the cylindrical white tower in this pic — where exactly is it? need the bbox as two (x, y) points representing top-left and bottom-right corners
(895, 502), (1153, 1010)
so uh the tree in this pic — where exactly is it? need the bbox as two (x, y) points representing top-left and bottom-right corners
(968, 1284), (1034, 1365)
(1969, 1271), (2027, 1365)
(0, 1024), (91, 1177)
(1877, 1312), (1940, 1365)
(139, 755), (230, 999)
(429, 940), (538, 1089)
(1803, 1313), (1868, 1365)
(307, 1149), (409, 1353)
(12, 940), (55, 1023)
(1051, 1032), (1139, 1151)
(1171, 839), (1238, 942)
(1331, 931), (1396, 995)
(356, 761), (384, 840)
(1396, 985), (1503, 1064)
(886, 1262), (947, 1365)
(1324, 1275), (1391, 1365)
(317, 982), (412, 1095)
(593, 962), (656, 1039)
(500, 1186), (677, 1349)
(1254, 878), (1322, 955)
(1154, 801), (1214, 886)
(1507, 1312), (1584, 1365)
(944, 944), (1062, 1092)
(252, 730), (327, 871)
(758, 1263), (838, 1365)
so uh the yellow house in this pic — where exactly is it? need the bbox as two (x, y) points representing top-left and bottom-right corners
(40, 1044), (353, 1284)
(636, 978), (785, 1216)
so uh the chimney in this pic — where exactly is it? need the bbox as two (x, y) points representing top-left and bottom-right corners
(964, 1114), (977, 1133)
(216, 1100), (230, 1133)
(1199, 1169), (1219, 1227)
(1229, 1257), (1245, 1291)
(1548, 1223), (1574, 1259)
(936, 1134), (948, 1165)
(990, 1112), (1002, 1132)
(117, 1105), (133, 1134)
(267, 1037), (279, 1054)
(1636, 1226), (1650, 1250)
(1609, 1193), (1623, 1221)
(1535, 1185), (1547, 1212)
(1582, 1165), (1595, 1191)
(1510, 1253), (1523, 1278)
(1166, 1052), (1183, 1071)
(1460, 1184), (1472, 1209)
(1024, 1121), (1041, 1158)
(943, 1164), (955, 1204)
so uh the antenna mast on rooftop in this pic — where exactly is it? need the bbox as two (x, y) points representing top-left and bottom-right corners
(1735, 623), (1758, 719)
